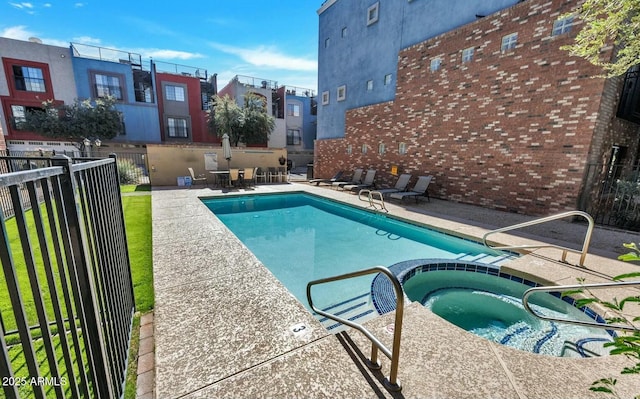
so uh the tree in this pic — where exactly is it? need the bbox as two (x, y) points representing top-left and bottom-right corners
(562, 0), (640, 77)
(23, 96), (122, 143)
(207, 93), (275, 147)
(240, 92), (275, 146)
(208, 94), (244, 146)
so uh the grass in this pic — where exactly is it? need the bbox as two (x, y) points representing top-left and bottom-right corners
(1, 184), (153, 398)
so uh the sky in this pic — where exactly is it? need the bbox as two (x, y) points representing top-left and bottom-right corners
(1, 1), (321, 92)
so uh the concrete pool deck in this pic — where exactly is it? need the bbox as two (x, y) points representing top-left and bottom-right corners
(151, 182), (640, 399)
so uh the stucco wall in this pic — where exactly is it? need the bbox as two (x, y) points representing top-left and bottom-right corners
(147, 144), (287, 186)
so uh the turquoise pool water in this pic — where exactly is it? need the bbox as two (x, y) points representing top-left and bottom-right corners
(202, 193), (513, 312)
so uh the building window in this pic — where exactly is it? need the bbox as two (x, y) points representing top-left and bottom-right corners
(322, 91), (330, 105)
(287, 103), (300, 116)
(94, 73), (123, 100)
(13, 66), (46, 92)
(366, 80), (374, 91)
(287, 129), (301, 145)
(361, 144), (368, 154)
(337, 85), (346, 101)
(378, 143), (385, 155)
(501, 33), (518, 52)
(384, 74), (392, 85)
(166, 85), (185, 102)
(341, 27), (348, 38)
(552, 15), (574, 36)
(167, 117), (188, 138)
(325, 38), (330, 48)
(462, 47), (474, 63)
(430, 58), (441, 72)
(398, 142), (407, 155)
(346, 144), (352, 155)
(367, 2), (380, 26)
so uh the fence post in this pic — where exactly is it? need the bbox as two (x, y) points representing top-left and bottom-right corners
(51, 155), (114, 398)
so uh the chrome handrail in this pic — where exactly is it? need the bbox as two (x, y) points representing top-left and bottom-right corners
(358, 189), (388, 212)
(307, 266), (403, 391)
(522, 281), (640, 331)
(482, 210), (594, 266)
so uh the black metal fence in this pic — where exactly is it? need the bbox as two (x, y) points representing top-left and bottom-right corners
(0, 155), (135, 398)
(582, 162), (640, 231)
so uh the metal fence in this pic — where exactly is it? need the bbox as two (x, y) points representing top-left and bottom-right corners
(0, 155), (135, 398)
(582, 162), (640, 231)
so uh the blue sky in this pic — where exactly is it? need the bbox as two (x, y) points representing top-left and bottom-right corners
(1, 1), (320, 92)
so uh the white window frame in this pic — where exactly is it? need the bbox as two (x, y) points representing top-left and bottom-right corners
(367, 2), (380, 26)
(167, 117), (188, 138)
(346, 144), (352, 155)
(378, 143), (385, 155)
(501, 33), (518, 52)
(430, 57), (441, 72)
(337, 85), (346, 102)
(287, 103), (300, 117)
(361, 144), (368, 154)
(366, 79), (374, 91)
(325, 37), (330, 48)
(322, 91), (330, 105)
(341, 27), (348, 38)
(384, 74), (392, 85)
(552, 15), (574, 36)
(462, 47), (474, 63)
(166, 85), (185, 102)
(398, 142), (407, 155)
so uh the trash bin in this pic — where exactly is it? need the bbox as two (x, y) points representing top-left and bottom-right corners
(306, 163), (314, 179)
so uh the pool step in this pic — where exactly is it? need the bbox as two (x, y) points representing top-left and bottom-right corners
(313, 292), (378, 333)
(456, 251), (517, 265)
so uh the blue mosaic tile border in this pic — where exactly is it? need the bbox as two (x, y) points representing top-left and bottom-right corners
(370, 258), (612, 334)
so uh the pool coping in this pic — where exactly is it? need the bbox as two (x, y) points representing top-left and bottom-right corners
(151, 182), (640, 399)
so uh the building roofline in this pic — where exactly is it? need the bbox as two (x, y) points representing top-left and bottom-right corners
(317, 0), (337, 15)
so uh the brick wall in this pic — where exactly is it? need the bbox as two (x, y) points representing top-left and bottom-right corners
(315, 0), (640, 215)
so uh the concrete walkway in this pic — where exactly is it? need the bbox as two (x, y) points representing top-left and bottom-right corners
(149, 182), (640, 398)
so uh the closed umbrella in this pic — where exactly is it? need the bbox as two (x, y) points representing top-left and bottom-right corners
(222, 133), (232, 170)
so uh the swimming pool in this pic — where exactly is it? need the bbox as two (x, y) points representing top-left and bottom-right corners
(202, 192), (516, 328)
(370, 259), (614, 357)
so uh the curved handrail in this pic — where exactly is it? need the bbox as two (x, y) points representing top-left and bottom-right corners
(358, 189), (388, 212)
(307, 266), (403, 391)
(482, 210), (594, 266)
(522, 281), (640, 331)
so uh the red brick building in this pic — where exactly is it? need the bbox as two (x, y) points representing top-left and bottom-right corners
(314, 0), (640, 215)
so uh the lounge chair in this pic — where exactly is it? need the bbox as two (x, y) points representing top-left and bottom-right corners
(229, 168), (241, 187)
(342, 169), (376, 192)
(332, 168), (363, 189)
(242, 167), (255, 187)
(309, 170), (344, 186)
(372, 173), (411, 197)
(188, 167), (207, 187)
(389, 175), (433, 202)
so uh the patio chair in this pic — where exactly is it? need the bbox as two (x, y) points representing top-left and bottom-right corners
(309, 170), (344, 186)
(188, 167), (207, 188)
(229, 168), (241, 187)
(255, 167), (267, 184)
(332, 168), (363, 190)
(268, 167), (281, 183)
(242, 167), (256, 187)
(342, 169), (376, 192)
(373, 173), (412, 197)
(389, 175), (433, 202)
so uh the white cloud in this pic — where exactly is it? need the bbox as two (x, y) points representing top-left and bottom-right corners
(209, 42), (317, 72)
(130, 48), (204, 61)
(9, 2), (34, 10)
(0, 25), (33, 40)
(74, 2), (85, 7)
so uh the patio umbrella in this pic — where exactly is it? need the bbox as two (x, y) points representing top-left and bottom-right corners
(222, 133), (232, 170)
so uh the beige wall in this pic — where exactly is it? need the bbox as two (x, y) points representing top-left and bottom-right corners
(147, 144), (287, 186)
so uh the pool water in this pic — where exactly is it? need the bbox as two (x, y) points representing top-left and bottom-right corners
(202, 193), (514, 315)
(404, 270), (613, 357)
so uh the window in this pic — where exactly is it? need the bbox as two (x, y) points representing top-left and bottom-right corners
(13, 66), (46, 92)
(398, 142), (407, 155)
(617, 65), (640, 123)
(346, 144), (352, 155)
(552, 15), (574, 36)
(167, 117), (188, 138)
(501, 33), (518, 52)
(341, 27), (348, 38)
(94, 73), (123, 100)
(462, 47), (474, 63)
(384, 74), (392, 85)
(322, 91), (330, 105)
(10, 105), (44, 129)
(361, 144), (368, 154)
(287, 104), (300, 117)
(337, 85), (346, 101)
(325, 38), (330, 48)
(366, 80), (374, 91)
(430, 58), (441, 72)
(166, 85), (185, 102)
(287, 129), (301, 145)
(378, 143), (385, 155)
(367, 2), (379, 26)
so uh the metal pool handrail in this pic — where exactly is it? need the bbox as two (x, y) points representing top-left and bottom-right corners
(357, 189), (388, 212)
(307, 266), (403, 391)
(522, 281), (640, 331)
(482, 210), (594, 266)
